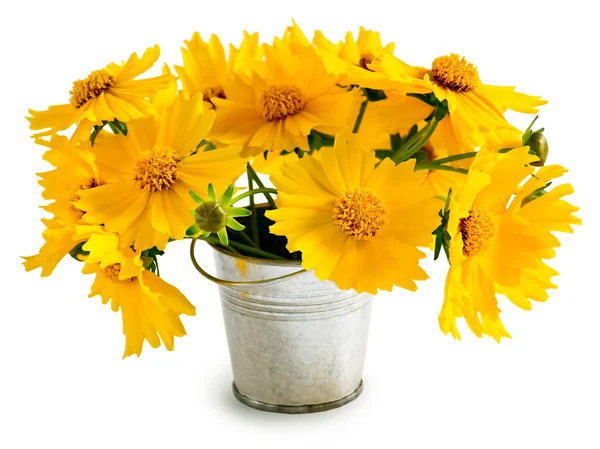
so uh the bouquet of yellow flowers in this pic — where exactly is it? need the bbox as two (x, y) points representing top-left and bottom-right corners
(24, 22), (580, 367)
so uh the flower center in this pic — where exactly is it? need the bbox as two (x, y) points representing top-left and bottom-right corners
(333, 188), (387, 241)
(70, 177), (100, 220)
(431, 54), (480, 93)
(133, 146), (182, 193)
(460, 208), (496, 256)
(103, 263), (136, 284)
(260, 85), (306, 121)
(69, 70), (114, 108)
(203, 84), (226, 105)
(358, 53), (380, 71)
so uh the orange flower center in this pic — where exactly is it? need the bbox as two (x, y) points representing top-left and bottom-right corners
(69, 70), (114, 108)
(203, 84), (226, 105)
(358, 53), (380, 71)
(133, 146), (182, 193)
(70, 177), (100, 220)
(103, 263), (136, 284)
(460, 208), (496, 256)
(260, 85), (306, 121)
(333, 188), (387, 241)
(431, 54), (480, 93)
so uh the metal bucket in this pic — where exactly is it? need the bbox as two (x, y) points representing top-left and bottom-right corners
(191, 241), (373, 413)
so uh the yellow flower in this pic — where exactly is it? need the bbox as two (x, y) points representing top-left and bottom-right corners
(440, 147), (581, 341)
(27, 45), (174, 141)
(34, 135), (100, 224)
(76, 92), (247, 251)
(23, 136), (103, 276)
(81, 234), (195, 358)
(266, 132), (440, 294)
(379, 53), (546, 160)
(209, 38), (358, 157)
(313, 26), (396, 88)
(175, 33), (230, 108)
(22, 220), (89, 276)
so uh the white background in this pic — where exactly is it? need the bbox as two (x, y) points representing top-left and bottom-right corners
(1, 1), (598, 448)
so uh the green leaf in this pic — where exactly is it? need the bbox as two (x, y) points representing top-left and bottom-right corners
(226, 217), (245, 231)
(186, 223), (201, 236)
(227, 207), (252, 217)
(207, 184), (217, 201)
(431, 188), (452, 261)
(219, 185), (235, 206)
(68, 241), (90, 261)
(364, 88), (387, 102)
(217, 228), (229, 246)
(189, 190), (204, 204)
(521, 182), (551, 206)
(390, 133), (402, 151)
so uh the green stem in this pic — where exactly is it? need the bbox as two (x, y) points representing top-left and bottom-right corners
(203, 236), (286, 260)
(414, 164), (468, 175)
(231, 188), (279, 205)
(391, 116), (439, 164)
(246, 168), (260, 247)
(247, 164), (276, 209)
(423, 152), (477, 165)
(154, 255), (160, 277)
(233, 229), (260, 249)
(352, 100), (368, 134)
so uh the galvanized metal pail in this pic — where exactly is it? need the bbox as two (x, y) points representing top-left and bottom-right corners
(190, 240), (373, 414)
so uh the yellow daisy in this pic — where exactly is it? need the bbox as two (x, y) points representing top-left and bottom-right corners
(81, 234), (195, 358)
(174, 33), (230, 108)
(313, 26), (397, 88)
(379, 53), (546, 161)
(209, 38), (358, 157)
(27, 45), (174, 140)
(22, 220), (90, 277)
(439, 147), (581, 341)
(23, 136), (102, 276)
(76, 92), (247, 252)
(266, 132), (440, 294)
(34, 135), (100, 224)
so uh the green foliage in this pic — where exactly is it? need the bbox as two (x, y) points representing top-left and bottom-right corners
(90, 118), (128, 146)
(364, 88), (387, 102)
(68, 241), (89, 261)
(521, 182), (551, 207)
(432, 188), (452, 261)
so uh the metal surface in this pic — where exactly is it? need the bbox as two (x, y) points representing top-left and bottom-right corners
(210, 246), (373, 411)
(232, 380), (364, 414)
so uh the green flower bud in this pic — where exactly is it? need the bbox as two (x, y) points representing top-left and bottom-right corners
(195, 201), (227, 233)
(528, 132), (549, 167)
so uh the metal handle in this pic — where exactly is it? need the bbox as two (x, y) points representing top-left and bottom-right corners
(190, 239), (307, 287)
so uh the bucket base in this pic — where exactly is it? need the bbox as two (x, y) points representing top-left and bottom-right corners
(231, 380), (364, 414)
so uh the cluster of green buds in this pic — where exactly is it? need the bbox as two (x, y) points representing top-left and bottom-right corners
(186, 184), (251, 246)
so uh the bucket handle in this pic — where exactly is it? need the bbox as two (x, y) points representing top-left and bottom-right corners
(190, 238), (307, 287)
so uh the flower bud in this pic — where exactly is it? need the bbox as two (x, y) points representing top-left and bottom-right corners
(195, 201), (227, 233)
(528, 132), (549, 167)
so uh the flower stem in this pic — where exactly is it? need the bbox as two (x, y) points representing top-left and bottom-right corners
(247, 164), (276, 209)
(233, 229), (260, 249)
(246, 168), (260, 247)
(352, 100), (368, 134)
(414, 163), (468, 175)
(203, 236), (286, 260)
(231, 188), (279, 205)
(391, 116), (439, 164)
(422, 152), (477, 165)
